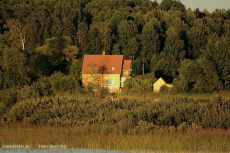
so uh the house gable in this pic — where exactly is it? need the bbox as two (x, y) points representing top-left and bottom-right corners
(122, 60), (132, 76)
(153, 77), (172, 92)
(82, 53), (132, 92)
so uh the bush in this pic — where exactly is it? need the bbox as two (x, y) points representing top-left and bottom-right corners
(19, 76), (53, 99)
(49, 72), (79, 92)
(4, 96), (230, 129)
(0, 88), (19, 121)
(123, 73), (156, 92)
(159, 85), (171, 92)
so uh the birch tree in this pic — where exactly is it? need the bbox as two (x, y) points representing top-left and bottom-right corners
(4, 19), (27, 53)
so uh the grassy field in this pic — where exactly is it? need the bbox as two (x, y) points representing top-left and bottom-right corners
(0, 122), (230, 152)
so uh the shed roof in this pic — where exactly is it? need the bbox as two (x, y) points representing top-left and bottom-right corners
(154, 77), (166, 85)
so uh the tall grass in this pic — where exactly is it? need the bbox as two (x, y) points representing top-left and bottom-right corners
(0, 122), (229, 152)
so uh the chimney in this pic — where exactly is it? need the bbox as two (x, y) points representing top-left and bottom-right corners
(102, 51), (105, 55)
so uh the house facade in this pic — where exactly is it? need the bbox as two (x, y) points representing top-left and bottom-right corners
(81, 52), (132, 93)
(153, 77), (173, 92)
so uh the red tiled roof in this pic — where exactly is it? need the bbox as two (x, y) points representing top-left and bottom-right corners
(122, 60), (131, 71)
(82, 55), (123, 74)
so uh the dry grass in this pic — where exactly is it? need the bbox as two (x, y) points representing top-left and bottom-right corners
(0, 122), (229, 152)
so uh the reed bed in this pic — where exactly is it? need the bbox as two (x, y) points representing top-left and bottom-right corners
(0, 122), (229, 152)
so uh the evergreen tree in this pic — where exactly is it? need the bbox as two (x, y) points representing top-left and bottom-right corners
(140, 22), (160, 59)
(160, 26), (186, 77)
(118, 20), (139, 59)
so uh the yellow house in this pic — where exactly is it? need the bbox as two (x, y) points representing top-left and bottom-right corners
(81, 52), (132, 93)
(153, 77), (173, 92)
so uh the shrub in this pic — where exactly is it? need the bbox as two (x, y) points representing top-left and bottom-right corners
(0, 88), (19, 121)
(49, 72), (79, 92)
(123, 73), (156, 92)
(4, 96), (230, 129)
(159, 85), (171, 92)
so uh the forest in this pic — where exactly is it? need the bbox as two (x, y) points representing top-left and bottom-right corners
(0, 0), (230, 93)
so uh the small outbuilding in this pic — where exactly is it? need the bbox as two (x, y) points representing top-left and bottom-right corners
(153, 77), (173, 92)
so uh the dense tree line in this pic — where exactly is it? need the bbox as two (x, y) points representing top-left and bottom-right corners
(1, 0), (230, 92)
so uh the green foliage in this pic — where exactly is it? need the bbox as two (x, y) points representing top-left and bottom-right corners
(186, 26), (206, 59)
(18, 73), (81, 101)
(159, 85), (171, 92)
(36, 36), (78, 66)
(123, 73), (156, 92)
(3, 19), (27, 51)
(151, 57), (172, 81)
(0, 88), (19, 120)
(27, 53), (52, 80)
(131, 59), (143, 76)
(49, 72), (79, 92)
(1, 0), (230, 93)
(198, 36), (230, 91)
(28, 76), (53, 99)
(159, 0), (186, 11)
(0, 47), (29, 89)
(76, 22), (88, 54)
(176, 35), (230, 92)
(68, 59), (83, 81)
(174, 59), (202, 92)
(118, 20), (139, 59)
(161, 25), (186, 77)
(4, 95), (230, 129)
(140, 22), (160, 59)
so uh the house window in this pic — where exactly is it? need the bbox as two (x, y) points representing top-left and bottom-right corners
(112, 67), (115, 71)
(105, 77), (114, 85)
